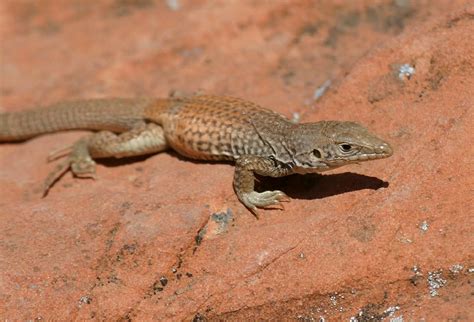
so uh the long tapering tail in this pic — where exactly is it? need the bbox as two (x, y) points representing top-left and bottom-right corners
(0, 98), (157, 141)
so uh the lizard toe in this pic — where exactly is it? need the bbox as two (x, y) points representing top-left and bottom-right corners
(240, 190), (291, 214)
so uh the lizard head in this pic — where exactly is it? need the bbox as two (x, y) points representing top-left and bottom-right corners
(289, 121), (393, 174)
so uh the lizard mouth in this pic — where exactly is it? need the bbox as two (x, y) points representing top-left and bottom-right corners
(332, 153), (390, 165)
(329, 152), (391, 164)
(345, 151), (392, 161)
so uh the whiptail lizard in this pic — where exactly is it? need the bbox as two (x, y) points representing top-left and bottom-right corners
(0, 94), (393, 216)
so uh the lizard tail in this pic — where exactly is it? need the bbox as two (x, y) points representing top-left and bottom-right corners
(0, 98), (158, 142)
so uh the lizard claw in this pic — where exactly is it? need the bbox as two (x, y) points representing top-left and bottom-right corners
(42, 140), (97, 196)
(240, 190), (290, 217)
(42, 158), (71, 196)
(42, 156), (97, 196)
(248, 206), (260, 219)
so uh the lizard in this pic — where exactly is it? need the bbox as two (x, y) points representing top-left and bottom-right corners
(0, 94), (393, 216)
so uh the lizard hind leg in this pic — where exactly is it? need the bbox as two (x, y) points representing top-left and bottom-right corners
(42, 138), (97, 196)
(42, 122), (168, 196)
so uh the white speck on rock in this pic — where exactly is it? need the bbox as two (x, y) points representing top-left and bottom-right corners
(165, 0), (180, 11)
(427, 270), (447, 296)
(419, 220), (429, 232)
(398, 64), (415, 80)
(449, 264), (464, 274)
(313, 80), (331, 100)
(390, 315), (404, 322)
(384, 306), (400, 317)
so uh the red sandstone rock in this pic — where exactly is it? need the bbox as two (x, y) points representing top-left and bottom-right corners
(1, 1), (472, 320)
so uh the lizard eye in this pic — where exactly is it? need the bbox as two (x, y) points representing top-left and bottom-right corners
(312, 149), (322, 158)
(340, 144), (352, 152)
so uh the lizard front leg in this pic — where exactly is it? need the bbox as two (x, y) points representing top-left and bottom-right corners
(43, 122), (168, 195)
(233, 155), (292, 217)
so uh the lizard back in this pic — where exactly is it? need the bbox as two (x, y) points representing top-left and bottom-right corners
(146, 95), (293, 161)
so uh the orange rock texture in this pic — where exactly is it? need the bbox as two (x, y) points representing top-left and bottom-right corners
(0, 1), (473, 320)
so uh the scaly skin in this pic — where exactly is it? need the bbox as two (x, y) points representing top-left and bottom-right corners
(0, 94), (393, 216)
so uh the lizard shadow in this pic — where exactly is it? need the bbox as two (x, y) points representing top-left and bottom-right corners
(257, 172), (389, 200)
(98, 154), (388, 200)
(99, 155), (153, 168)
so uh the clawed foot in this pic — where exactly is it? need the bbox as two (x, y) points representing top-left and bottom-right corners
(42, 141), (97, 196)
(239, 190), (290, 218)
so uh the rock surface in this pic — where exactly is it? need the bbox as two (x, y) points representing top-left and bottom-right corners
(0, 1), (473, 320)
